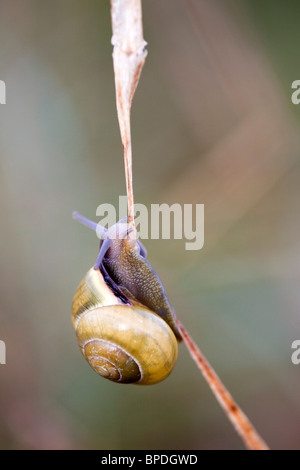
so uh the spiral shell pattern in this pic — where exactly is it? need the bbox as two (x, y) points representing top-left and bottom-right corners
(72, 268), (178, 384)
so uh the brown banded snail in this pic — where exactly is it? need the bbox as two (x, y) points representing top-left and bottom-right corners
(72, 212), (181, 385)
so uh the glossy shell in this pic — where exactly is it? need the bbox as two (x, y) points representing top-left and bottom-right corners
(72, 268), (178, 385)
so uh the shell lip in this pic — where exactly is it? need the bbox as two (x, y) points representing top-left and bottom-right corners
(99, 263), (132, 306)
(99, 261), (182, 342)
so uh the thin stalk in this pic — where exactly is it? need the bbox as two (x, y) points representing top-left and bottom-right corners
(176, 319), (269, 450)
(110, 0), (147, 234)
(122, 121), (135, 231)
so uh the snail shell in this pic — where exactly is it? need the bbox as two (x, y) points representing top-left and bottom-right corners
(72, 268), (178, 384)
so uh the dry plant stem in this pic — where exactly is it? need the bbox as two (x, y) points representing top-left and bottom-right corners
(110, 0), (147, 233)
(176, 319), (269, 451)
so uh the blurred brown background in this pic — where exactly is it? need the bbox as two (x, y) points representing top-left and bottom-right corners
(0, 0), (300, 450)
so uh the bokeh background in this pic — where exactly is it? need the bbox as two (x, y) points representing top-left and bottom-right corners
(0, 0), (299, 450)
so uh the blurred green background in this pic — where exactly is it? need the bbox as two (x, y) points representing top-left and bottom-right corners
(0, 0), (300, 450)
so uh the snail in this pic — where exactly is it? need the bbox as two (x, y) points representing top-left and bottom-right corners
(72, 212), (181, 385)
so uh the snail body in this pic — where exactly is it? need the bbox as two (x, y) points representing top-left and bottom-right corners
(72, 212), (180, 385)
